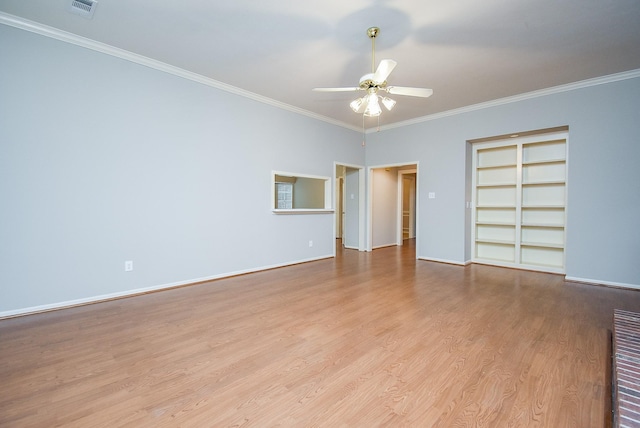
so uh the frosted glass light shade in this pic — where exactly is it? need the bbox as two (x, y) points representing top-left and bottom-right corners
(350, 98), (364, 113)
(381, 97), (396, 110)
(364, 94), (381, 117)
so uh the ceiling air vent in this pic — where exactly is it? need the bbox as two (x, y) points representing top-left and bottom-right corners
(68, 0), (98, 19)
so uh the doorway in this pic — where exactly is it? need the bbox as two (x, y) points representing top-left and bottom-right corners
(335, 163), (365, 252)
(368, 163), (418, 252)
(398, 169), (416, 245)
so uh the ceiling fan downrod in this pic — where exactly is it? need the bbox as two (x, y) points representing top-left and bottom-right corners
(367, 27), (379, 74)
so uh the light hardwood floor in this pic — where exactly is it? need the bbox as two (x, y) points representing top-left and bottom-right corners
(2, 240), (639, 427)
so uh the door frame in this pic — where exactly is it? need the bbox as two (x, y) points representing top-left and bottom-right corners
(367, 162), (419, 253)
(397, 169), (417, 245)
(334, 162), (366, 254)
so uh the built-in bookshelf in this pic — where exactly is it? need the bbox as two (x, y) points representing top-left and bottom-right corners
(472, 132), (567, 273)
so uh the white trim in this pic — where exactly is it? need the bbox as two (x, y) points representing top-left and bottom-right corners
(372, 243), (397, 250)
(368, 161), (420, 253)
(0, 255), (333, 319)
(358, 167), (366, 251)
(397, 169), (417, 246)
(418, 256), (467, 266)
(372, 68), (640, 132)
(0, 12), (361, 132)
(272, 209), (334, 214)
(3, 12), (639, 134)
(471, 259), (565, 275)
(333, 162), (367, 252)
(367, 167), (373, 252)
(272, 170), (332, 212)
(565, 276), (640, 290)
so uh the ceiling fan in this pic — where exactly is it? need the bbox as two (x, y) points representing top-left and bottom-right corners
(313, 27), (433, 117)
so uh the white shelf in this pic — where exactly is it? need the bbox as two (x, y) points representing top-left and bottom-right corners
(476, 221), (516, 226)
(522, 158), (565, 165)
(521, 204), (565, 209)
(522, 180), (565, 186)
(476, 238), (515, 245)
(476, 207), (516, 224)
(476, 241), (516, 263)
(521, 246), (564, 268)
(522, 140), (566, 164)
(472, 133), (567, 273)
(477, 145), (517, 169)
(477, 182), (517, 188)
(521, 241), (564, 249)
(477, 163), (517, 170)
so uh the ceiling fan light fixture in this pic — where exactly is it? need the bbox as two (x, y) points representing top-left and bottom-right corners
(364, 94), (382, 117)
(381, 97), (396, 111)
(350, 97), (365, 113)
(313, 26), (433, 121)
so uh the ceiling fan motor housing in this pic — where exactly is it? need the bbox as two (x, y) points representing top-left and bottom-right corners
(359, 73), (376, 89)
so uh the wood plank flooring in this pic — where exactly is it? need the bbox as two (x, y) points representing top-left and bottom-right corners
(1, 240), (640, 427)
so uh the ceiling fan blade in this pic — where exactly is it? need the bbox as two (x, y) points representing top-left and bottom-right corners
(386, 86), (433, 98)
(312, 87), (360, 92)
(372, 59), (397, 84)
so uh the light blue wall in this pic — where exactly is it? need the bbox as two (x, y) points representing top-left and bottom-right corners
(2, 23), (639, 316)
(366, 117), (470, 263)
(366, 77), (640, 286)
(371, 168), (398, 248)
(0, 25), (364, 314)
(292, 177), (325, 209)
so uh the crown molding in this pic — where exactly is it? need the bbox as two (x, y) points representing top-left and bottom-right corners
(376, 68), (640, 132)
(3, 12), (637, 135)
(0, 12), (361, 133)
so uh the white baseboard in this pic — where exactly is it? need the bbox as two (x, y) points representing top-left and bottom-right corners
(372, 243), (397, 250)
(418, 256), (467, 266)
(0, 255), (333, 319)
(565, 276), (640, 290)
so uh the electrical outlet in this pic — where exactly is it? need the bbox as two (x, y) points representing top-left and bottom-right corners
(124, 260), (133, 272)
(309, 240), (313, 247)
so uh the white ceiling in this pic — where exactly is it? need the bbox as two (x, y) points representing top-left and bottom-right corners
(2, 0), (640, 130)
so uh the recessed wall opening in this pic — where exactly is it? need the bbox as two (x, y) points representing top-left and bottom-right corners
(369, 163), (418, 254)
(272, 171), (332, 213)
(467, 126), (569, 274)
